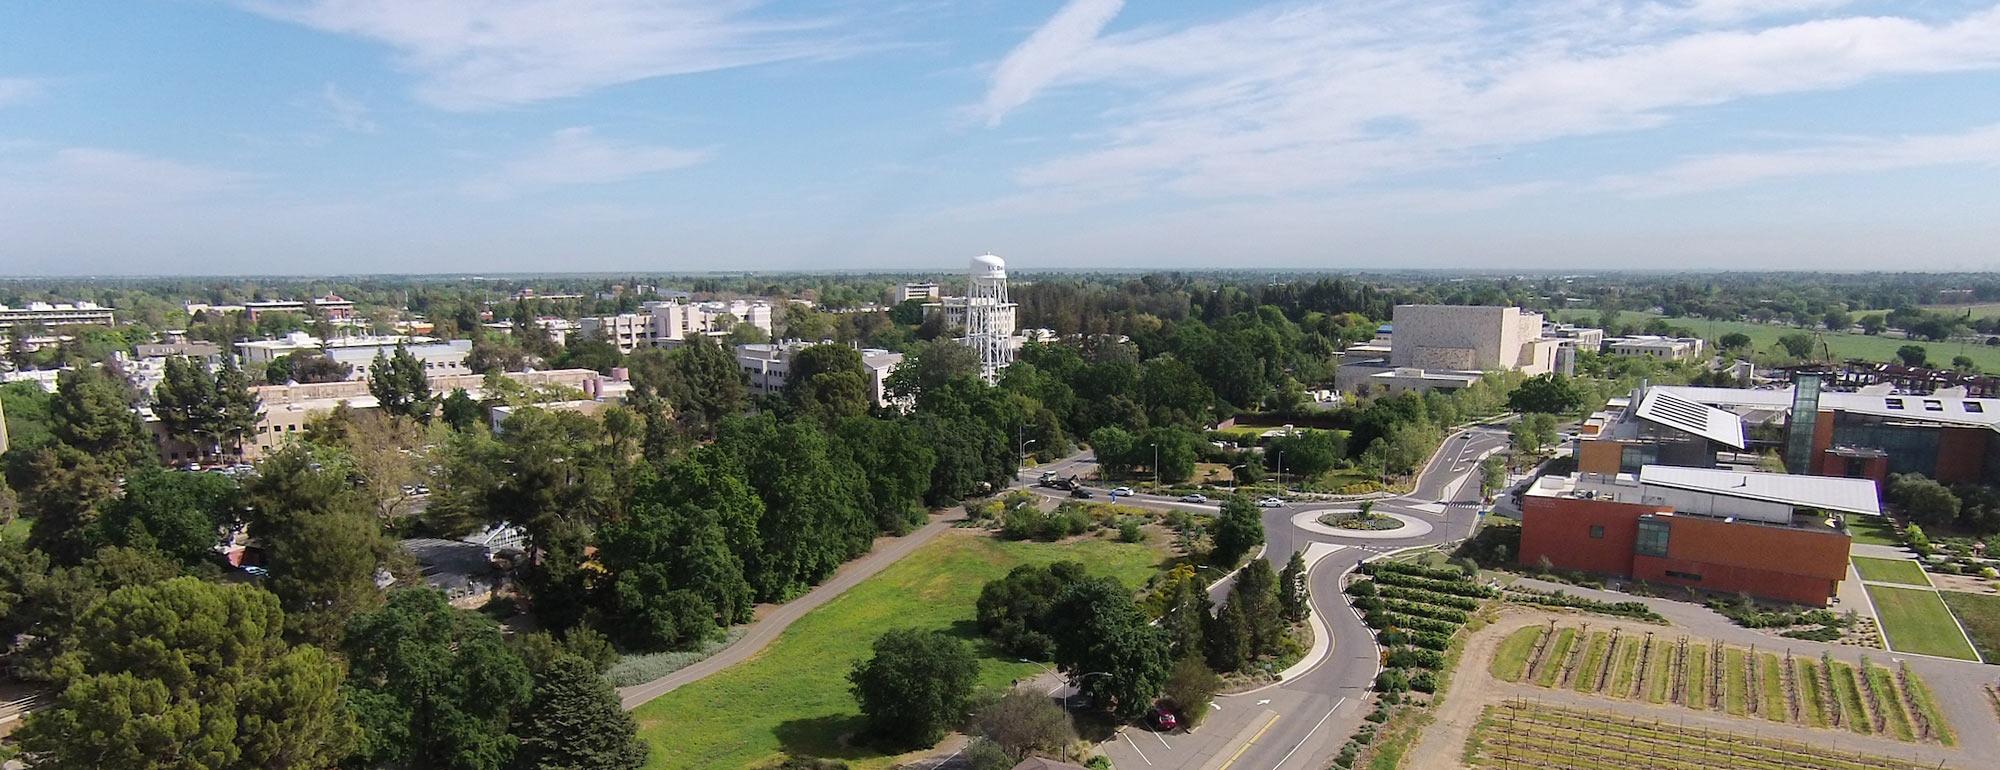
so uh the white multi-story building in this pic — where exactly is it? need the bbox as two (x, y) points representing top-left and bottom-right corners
(1337, 305), (1561, 395)
(1605, 335), (1706, 361)
(894, 283), (942, 305)
(736, 341), (904, 406)
(236, 332), (441, 367)
(579, 313), (652, 353)
(0, 301), (115, 331)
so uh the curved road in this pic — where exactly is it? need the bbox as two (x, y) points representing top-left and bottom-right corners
(1086, 424), (1508, 770)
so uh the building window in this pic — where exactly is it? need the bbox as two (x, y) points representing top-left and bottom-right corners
(1635, 518), (1670, 558)
(1589, 525), (1605, 539)
(1664, 570), (1702, 581)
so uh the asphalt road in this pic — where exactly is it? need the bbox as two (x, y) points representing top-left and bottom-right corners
(1086, 424), (1510, 770)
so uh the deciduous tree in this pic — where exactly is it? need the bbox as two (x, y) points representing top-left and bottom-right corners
(849, 628), (980, 749)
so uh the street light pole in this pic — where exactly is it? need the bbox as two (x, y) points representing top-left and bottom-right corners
(1153, 443), (1160, 491)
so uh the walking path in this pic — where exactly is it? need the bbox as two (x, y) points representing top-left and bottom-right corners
(617, 509), (967, 709)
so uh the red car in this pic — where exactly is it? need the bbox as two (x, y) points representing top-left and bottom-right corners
(1148, 706), (1179, 731)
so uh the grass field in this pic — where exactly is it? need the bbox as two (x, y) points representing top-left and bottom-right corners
(1465, 702), (1946, 770)
(1489, 626), (1542, 682)
(1925, 302), (2000, 319)
(1846, 517), (1903, 547)
(631, 532), (1169, 770)
(1555, 309), (2000, 372)
(1938, 590), (2000, 663)
(1495, 624), (1952, 742)
(1865, 584), (1980, 661)
(1535, 628), (1576, 688)
(1851, 556), (1931, 586)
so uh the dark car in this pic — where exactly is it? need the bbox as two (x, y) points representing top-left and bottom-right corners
(1070, 488), (1094, 499)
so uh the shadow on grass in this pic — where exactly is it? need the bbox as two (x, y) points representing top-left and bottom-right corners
(772, 713), (872, 762)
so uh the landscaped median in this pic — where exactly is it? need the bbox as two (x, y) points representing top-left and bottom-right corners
(630, 532), (1167, 770)
(1865, 584), (1982, 661)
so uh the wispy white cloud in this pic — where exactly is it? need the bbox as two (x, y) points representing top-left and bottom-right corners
(979, 0), (1123, 125)
(319, 82), (378, 133)
(0, 77), (45, 107)
(981, 2), (2000, 202)
(463, 126), (709, 198)
(240, 0), (852, 110)
(1603, 123), (2000, 196)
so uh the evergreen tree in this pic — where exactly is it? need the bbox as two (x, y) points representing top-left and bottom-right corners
(369, 343), (434, 421)
(15, 578), (357, 770)
(1203, 600), (1250, 673)
(441, 388), (484, 431)
(154, 356), (221, 459)
(50, 367), (150, 467)
(1278, 550), (1310, 623)
(344, 589), (535, 770)
(509, 655), (647, 770)
(212, 358), (261, 456)
(1229, 559), (1284, 658)
(242, 446), (393, 643)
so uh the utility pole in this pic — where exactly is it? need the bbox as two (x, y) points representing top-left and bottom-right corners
(1153, 442), (1160, 490)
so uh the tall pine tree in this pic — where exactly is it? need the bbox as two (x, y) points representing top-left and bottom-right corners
(509, 655), (647, 770)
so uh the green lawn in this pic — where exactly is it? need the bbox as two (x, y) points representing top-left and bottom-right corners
(1684, 643), (1709, 709)
(1866, 585), (1980, 661)
(1847, 517), (1903, 547)
(1938, 590), (2000, 663)
(1555, 309), (2000, 372)
(632, 532), (1169, 770)
(1489, 626), (1542, 683)
(1852, 556), (1931, 586)
(1535, 628), (1577, 688)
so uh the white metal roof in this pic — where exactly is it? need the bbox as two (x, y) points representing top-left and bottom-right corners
(1638, 465), (1881, 516)
(1649, 385), (2000, 431)
(1631, 388), (1746, 448)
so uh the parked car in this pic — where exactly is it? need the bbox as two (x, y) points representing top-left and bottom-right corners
(1180, 493), (1208, 504)
(1111, 486), (1135, 496)
(1148, 706), (1179, 731)
(1070, 488), (1095, 499)
(1257, 496), (1284, 508)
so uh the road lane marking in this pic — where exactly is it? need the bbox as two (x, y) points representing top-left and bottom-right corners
(1152, 728), (1173, 750)
(1217, 711), (1282, 770)
(1272, 698), (1345, 769)
(1121, 730), (1153, 766)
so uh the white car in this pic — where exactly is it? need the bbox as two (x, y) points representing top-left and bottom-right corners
(1111, 486), (1135, 496)
(1180, 493), (1209, 504)
(1257, 497), (1284, 508)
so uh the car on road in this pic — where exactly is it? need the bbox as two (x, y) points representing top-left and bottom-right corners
(1180, 493), (1208, 504)
(1070, 488), (1094, 499)
(1148, 706), (1178, 731)
(1111, 486), (1134, 496)
(1257, 496), (1284, 508)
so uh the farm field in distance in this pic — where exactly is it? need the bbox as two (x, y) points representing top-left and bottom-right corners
(1554, 309), (2000, 372)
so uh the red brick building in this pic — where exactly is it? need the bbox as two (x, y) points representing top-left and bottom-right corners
(1518, 466), (1880, 607)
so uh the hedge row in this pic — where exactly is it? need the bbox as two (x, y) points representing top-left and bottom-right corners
(1377, 585), (1483, 611)
(1364, 610), (1462, 636)
(1502, 588), (1663, 621)
(1365, 561), (1468, 582)
(1370, 569), (1497, 599)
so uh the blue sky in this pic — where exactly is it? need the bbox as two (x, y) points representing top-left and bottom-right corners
(4, 0), (2000, 275)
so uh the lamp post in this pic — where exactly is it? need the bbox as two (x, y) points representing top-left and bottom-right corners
(1152, 443), (1161, 491)
(1017, 424), (1038, 486)
(1275, 449), (1286, 491)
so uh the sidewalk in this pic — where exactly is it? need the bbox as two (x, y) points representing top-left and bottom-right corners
(617, 509), (967, 709)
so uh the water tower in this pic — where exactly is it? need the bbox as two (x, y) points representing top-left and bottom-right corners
(965, 253), (1014, 382)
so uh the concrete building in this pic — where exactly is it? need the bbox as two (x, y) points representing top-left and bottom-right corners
(1543, 322), (1605, 350)
(894, 282), (942, 304)
(240, 295), (354, 323)
(144, 368), (623, 464)
(1336, 304), (1558, 395)
(736, 340), (904, 406)
(1389, 305), (1557, 373)
(1519, 466), (1880, 606)
(0, 301), (115, 331)
(579, 313), (652, 353)
(645, 299), (774, 345)
(1605, 335), (1706, 361)
(329, 339), (474, 381)
(1575, 387), (1747, 476)
(235, 332), (437, 366)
